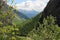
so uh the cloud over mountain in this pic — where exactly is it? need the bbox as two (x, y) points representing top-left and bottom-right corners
(15, 0), (49, 12)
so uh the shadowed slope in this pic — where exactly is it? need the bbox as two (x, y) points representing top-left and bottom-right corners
(40, 0), (60, 26)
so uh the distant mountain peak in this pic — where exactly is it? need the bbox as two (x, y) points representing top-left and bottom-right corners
(19, 9), (39, 18)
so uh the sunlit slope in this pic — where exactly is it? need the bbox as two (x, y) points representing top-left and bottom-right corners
(13, 14), (26, 25)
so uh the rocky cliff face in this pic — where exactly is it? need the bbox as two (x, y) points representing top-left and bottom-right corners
(40, 0), (60, 26)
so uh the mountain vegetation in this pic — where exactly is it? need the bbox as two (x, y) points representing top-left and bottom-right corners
(0, 0), (60, 40)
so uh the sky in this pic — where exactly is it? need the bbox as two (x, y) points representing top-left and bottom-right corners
(7, 0), (49, 12)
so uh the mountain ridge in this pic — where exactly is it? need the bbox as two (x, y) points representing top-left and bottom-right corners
(14, 10), (29, 19)
(19, 9), (39, 18)
(40, 0), (60, 26)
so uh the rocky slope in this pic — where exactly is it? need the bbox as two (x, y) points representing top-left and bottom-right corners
(40, 0), (60, 26)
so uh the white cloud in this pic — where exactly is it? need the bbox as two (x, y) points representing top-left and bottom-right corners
(14, 0), (49, 12)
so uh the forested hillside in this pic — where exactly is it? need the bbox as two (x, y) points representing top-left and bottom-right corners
(19, 0), (60, 40)
(0, 0), (60, 40)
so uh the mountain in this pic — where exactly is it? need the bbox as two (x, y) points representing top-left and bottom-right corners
(14, 10), (29, 19)
(39, 0), (60, 26)
(2, 1), (34, 26)
(19, 0), (60, 36)
(12, 9), (30, 25)
(13, 14), (26, 25)
(19, 13), (42, 35)
(19, 9), (39, 18)
(0, 0), (29, 25)
(12, 9), (39, 25)
(1, 0), (60, 40)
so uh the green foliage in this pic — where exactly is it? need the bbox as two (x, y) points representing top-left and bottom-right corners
(0, 0), (60, 40)
(19, 13), (42, 36)
(0, 0), (21, 40)
(13, 14), (26, 26)
(0, 25), (19, 40)
(27, 15), (60, 40)
(0, 0), (15, 27)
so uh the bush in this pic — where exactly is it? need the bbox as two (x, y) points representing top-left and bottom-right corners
(27, 15), (60, 40)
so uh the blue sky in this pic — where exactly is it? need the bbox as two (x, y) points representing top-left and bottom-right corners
(8, 0), (26, 4)
(8, 0), (49, 12)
